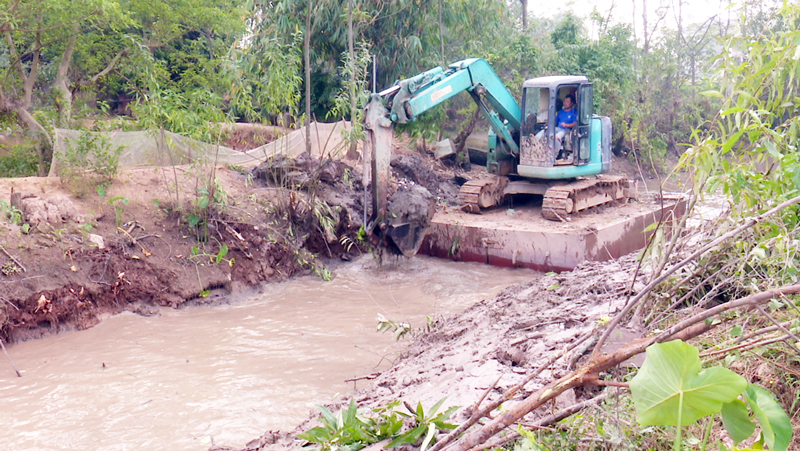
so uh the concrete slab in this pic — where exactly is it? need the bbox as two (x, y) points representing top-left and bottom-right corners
(418, 195), (685, 272)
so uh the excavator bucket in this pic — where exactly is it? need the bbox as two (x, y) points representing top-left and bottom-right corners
(363, 94), (393, 225)
(363, 95), (435, 258)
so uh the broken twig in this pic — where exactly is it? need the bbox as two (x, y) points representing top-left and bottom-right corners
(0, 337), (21, 377)
(0, 244), (26, 273)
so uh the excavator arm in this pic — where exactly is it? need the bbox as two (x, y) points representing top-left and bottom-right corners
(363, 58), (521, 257)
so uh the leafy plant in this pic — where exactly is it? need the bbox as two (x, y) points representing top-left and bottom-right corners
(0, 200), (24, 225)
(298, 399), (389, 451)
(108, 196), (129, 228)
(0, 143), (39, 177)
(630, 340), (792, 451)
(388, 398), (458, 451)
(59, 132), (124, 196)
(376, 313), (411, 341)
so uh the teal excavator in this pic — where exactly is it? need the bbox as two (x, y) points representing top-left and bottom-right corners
(363, 58), (636, 257)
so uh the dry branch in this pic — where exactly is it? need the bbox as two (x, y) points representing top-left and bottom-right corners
(0, 337), (21, 377)
(595, 193), (800, 357)
(440, 282), (800, 451)
(429, 333), (593, 451)
(0, 244), (26, 273)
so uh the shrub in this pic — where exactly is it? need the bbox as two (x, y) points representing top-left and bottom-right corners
(59, 132), (124, 196)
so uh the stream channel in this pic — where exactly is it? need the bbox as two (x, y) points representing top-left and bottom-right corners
(0, 255), (536, 451)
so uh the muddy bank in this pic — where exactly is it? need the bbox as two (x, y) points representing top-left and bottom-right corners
(223, 255), (645, 451)
(0, 144), (466, 343)
(0, 161), (362, 343)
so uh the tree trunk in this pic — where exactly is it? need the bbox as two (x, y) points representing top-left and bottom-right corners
(642, 0), (649, 53)
(438, 0), (445, 64)
(4, 21), (53, 175)
(304, 0), (313, 154)
(346, 0), (359, 159)
(16, 107), (54, 176)
(54, 23), (79, 128)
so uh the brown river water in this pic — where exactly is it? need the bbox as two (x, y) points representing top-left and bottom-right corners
(0, 255), (536, 451)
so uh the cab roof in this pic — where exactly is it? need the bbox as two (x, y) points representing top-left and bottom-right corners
(522, 75), (588, 89)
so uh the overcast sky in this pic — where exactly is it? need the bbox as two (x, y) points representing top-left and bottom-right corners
(528, 0), (735, 38)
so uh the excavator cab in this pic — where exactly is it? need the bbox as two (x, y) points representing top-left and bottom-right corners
(519, 76), (593, 169)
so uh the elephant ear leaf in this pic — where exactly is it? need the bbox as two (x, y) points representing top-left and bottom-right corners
(630, 340), (747, 427)
(721, 399), (756, 444)
(743, 384), (792, 451)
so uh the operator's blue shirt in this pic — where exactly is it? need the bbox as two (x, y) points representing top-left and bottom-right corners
(555, 107), (578, 129)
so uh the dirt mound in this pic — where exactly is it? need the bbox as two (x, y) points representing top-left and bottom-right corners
(222, 123), (289, 151)
(390, 154), (461, 205)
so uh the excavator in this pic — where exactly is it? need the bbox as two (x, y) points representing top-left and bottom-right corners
(363, 58), (636, 257)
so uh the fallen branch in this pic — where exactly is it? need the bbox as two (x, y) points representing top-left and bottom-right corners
(470, 391), (613, 451)
(595, 194), (800, 358)
(755, 305), (800, 354)
(700, 333), (790, 358)
(441, 282), (800, 451)
(0, 244), (26, 273)
(344, 373), (380, 382)
(430, 333), (593, 451)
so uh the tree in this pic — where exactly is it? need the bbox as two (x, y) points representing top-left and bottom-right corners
(0, 0), (245, 174)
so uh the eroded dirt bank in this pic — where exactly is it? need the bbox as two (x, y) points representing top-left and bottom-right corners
(0, 163), (360, 343)
(0, 141), (467, 343)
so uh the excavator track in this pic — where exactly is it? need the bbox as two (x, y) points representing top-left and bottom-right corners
(541, 176), (637, 221)
(458, 176), (509, 213)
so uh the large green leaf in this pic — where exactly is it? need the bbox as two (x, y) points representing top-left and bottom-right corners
(630, 340), (748, 427)
(743, 384), (793, 451)
(721, 399), (756, 444)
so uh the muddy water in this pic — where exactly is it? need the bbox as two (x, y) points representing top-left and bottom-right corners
(0, 256), (535, 451)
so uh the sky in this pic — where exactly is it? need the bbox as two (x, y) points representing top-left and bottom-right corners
(528, 0), (741, 39)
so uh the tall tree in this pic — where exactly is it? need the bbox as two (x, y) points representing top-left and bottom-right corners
(0, 0), (245, 173)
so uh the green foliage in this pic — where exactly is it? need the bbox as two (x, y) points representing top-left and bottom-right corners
(674, 3), (800, 297)
(630, 340), (793, 451)
(0, 144), (39, 177)
(298, 399), (403, 451)
(227, 20), (303, 123)
(0, 200), (23, 226)
(327, 41), (372, 147)
(739, 385), (793, 451)
(298, 398), (456, 451)
(59, 132), (124, 196)
(108, 196), (129, 228)
(389, 398), (457, 451)
(376, 313), (411, 341)
(630, 340), (747, 428)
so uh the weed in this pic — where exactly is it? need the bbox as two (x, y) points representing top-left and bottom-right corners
(0, 143), (38, 177)
(2, 261), (21, 276)
(298, 398), (456, 451)
(377, 313), (411, 341)
(389, 398), (458, 451)
(299, 399), (395, 451)
(59, 132), (124, 196)
(0, 200), (23, 225)
(108, 196), (129, 228)
(188, 241), (235, 297)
